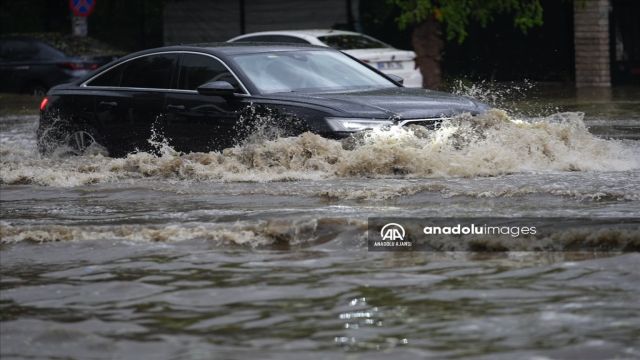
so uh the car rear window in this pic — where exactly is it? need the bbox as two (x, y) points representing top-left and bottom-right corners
(317, 35), (389, 50)
(0, 40), (40, 61)
(0, 39), (68, 61)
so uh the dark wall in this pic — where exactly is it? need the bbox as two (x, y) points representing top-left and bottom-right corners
(359, 0), (412, 50)
(0, 0), (70, 34)
(163, 0), (350, 45)
(360, 0), (574, 83)
(0, 0), (165, 51)
(2, 0), (577, 82)
(444, 0), (574, 82)
(90, 0), (165, 50)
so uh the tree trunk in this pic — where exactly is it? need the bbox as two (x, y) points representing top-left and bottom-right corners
(412, 16), (444, 89)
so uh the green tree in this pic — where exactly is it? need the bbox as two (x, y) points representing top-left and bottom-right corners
(389, 0), (544, 88)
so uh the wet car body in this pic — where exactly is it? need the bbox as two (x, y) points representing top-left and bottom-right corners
(38, 43), (488, 157)
(0, 36), (114, 95)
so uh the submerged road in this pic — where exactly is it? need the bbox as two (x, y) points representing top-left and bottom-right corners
(1, 87), (639, 359)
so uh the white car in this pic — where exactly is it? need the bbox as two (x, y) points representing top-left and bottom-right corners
(228, 29), (423, 88)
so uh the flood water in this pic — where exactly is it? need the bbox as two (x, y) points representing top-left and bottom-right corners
(1, 85), (639, 359)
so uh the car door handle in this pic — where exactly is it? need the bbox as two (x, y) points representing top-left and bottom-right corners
(167, 104), (186, 111)
(99, 101), (118, 107)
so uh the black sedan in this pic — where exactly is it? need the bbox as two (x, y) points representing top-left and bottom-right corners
(0, 36), (118, 96)
(37, 43), (488, 156)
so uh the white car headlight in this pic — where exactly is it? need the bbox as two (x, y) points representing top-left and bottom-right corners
(325, 117), (394, 132)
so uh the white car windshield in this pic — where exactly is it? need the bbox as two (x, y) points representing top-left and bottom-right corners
(232, 50), (397, 94)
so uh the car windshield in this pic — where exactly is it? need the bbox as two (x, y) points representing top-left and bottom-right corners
(232, 50), (396, 94)
(317, 34), (390, 50)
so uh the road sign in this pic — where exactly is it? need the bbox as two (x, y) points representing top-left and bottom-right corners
(69, 0), (96, 17)
(72, 17), (88, 37)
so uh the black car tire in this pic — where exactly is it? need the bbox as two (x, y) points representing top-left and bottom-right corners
(38, 122), (108, 157)
(64, 130), (101, 156)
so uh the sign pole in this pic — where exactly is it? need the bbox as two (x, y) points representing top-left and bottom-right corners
(69, 0), (96, 37)
(72, 16), (88, 37)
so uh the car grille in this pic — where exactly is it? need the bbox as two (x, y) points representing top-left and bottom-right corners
(396, 117), (451, 128)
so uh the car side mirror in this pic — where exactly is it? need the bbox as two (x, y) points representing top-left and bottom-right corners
(197, 81), (236, 96)
(387, 74), (404, 85)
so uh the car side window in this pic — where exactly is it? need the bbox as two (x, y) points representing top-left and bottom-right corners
(234, 35), (310, 44)
(0, 40), (39, 61)
(36, 41), (66, 59)
(121, 53), (178, 89)
(178, 53), (241, 91)
(87, 53), (177, 88)
(87, 64), (124, 86)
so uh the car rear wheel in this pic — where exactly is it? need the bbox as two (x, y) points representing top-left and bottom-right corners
(64, 130), (108, 156)
(66, 130), (96, 154)
(37, 123), (109, 157)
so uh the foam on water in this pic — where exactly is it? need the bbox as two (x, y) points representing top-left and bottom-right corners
(1, 109), (638, 187)
(2, 218), (638, 251)
(0, 218), (366, 246)
(317, 183), (640, 202)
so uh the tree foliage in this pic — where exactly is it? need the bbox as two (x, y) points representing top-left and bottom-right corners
(389, 0), (544, 43)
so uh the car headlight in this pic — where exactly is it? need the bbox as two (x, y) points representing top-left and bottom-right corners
(325, 117), (394, 132)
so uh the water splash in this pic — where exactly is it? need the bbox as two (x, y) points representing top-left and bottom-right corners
(1, 110), (638, 187)
(450, 79), (535, 109)
(450, 80), (579, 119)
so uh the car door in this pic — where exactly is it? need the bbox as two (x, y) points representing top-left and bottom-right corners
(83, 62), (135, 155)
(163, 53), (247, 152)
(118, 53), (179, 152)
(83, 53), (178, 155)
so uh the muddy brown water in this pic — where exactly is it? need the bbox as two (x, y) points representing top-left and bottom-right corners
(1, 86), (639, 359)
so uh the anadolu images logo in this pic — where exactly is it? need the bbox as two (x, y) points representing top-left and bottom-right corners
(380, 223), (405, 241)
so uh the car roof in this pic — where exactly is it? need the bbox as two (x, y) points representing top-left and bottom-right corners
(146, 42), (328, 55)
(232, 29), (362, 38)
(112, 42), (334, 63)
(226, 30), (395, 49)
(0, 35), (44, 43)
(194, 42), (327, 53)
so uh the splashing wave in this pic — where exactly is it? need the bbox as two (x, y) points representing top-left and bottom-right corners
(1, 110), (638, 187)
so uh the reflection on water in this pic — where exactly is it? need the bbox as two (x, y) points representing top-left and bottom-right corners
(1, 86), (639, 359)
(2, 244), (639, 359)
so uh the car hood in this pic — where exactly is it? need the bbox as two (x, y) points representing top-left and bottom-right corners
(259, 87), (487, 119)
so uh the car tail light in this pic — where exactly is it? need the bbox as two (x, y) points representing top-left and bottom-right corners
(58, 62), (96, 70)
(39, 97), (49, 111)
(58, 62), (83, 70)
